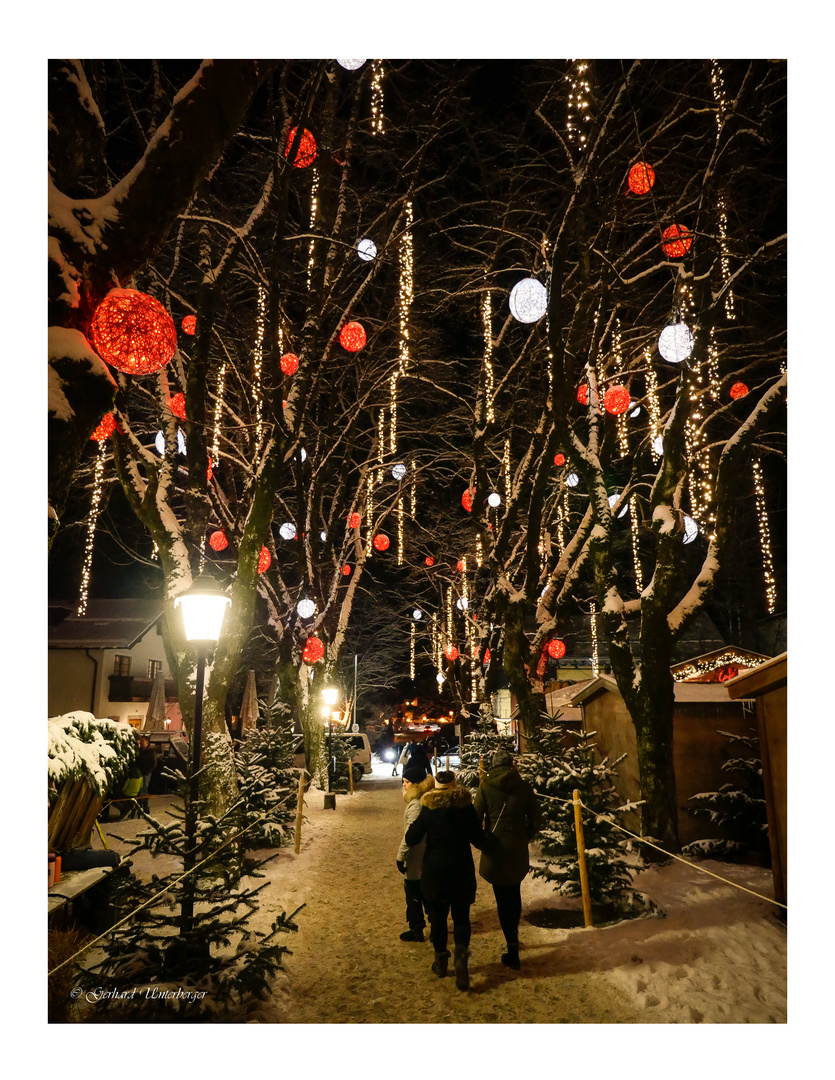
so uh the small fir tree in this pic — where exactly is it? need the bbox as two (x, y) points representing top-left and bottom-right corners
(516, 723), (658, 917)
(456, 708), (515, 789)
(233, 697), (300, 850)
(682, 729), (769, 862)
(74, 759), (303, 1021)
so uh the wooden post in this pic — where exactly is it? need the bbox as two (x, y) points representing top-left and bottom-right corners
(348, 760), (354, 794)
(433, 747), (438, 774)
(446, 754), (450, 771)
(294, 773), (305, 854)
(572, 789), (594, 928)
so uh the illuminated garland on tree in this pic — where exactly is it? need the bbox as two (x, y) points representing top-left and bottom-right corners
(753, 457), (777, 614)
(590, 600), (600, 676)
(630, 497), (643, 593)
(410, 620), (416, 681)
(717, 195), (736, 320)
(307, 167), (319, 291)
(710, 59), (730, 135)
(475, 534), (483, 568)
(252, 286), (266, 447)
(371, 61), (385, 134)
(610, 321), (630, 456)
(645, 347), (661, 463)
(565, 59), (591, 148)
(77, 441), (107, 615)
(410, 461), (417, 518)
(482, 290), (495, 423)
(397, 497), (404, 566)
(672, 651), (767, 682)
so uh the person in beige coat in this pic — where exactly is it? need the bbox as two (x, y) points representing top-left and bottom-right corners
(396, 766), (435, 941)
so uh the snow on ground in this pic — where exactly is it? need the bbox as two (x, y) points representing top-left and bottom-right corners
(97, 760), (786, 1031)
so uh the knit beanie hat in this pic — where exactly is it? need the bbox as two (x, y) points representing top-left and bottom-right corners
(491, 749), (512, 769)
(403, 766), (427, 784)
(434, 770), (456, 789)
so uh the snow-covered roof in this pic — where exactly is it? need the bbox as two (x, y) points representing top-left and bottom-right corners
(48, 598), (164, 649)
(567, 674), (752, 706)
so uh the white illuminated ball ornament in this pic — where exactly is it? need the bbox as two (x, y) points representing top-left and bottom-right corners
(297, 598), (315, 618)
(487, 492), (501, 508)
(337, 59), (366, 70)
(509, 278), (547, 323)
(608, 493), (629, 519)
(456, 597), (469, 611)
(630, 405), (642, 418)
(436, 672), (445, 685)
(658, 323), (694, 364)
(566, 472), (580, 488)
(279, 522), (297, 540)
(413, 609), (423, 620)
(357, 238), (377, 262)
(653, 436), (664, 456)
(683, 515), (699, 545)
(155, 430), (187, 455)
(392, 462), (407, 480)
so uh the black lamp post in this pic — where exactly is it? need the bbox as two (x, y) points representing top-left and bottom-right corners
(174, 573), (231, 796)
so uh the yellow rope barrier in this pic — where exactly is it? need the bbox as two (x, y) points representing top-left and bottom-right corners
(537, 791), (787, 911)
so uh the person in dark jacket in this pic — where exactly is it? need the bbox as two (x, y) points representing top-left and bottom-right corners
(404, 738), (432, 777)
(395, 766), (436, 941)
(473, 748), (542, 970)
(405, 770), (485, 990)
(137, 736), (157, 798)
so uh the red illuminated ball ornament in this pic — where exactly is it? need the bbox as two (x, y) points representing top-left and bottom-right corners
(280, 353), (299, 376)
(91, 289), (178, 375)
(604, 385), (631, 415)
(168, 392), (187, 420)
(342, 564), (352, 576)
(209, 530), (228, 552)
(257, 546), (272, 574)
(730, 381), (749, 400)
(339, 321), (366, 352)
(181, 315), (196, 336)
(445, 645), (459, 662)
(303, 636), (325, 663)
(207, 456), (214, 482)
(628, 162), (655, 194)
(373, 533), (390, 552)
(661, 224), (693, 258)
(90, 413), (116, 441)
(425, 556), (434, 567)
(546, 639), (566, 659)
(554, 452), (565, 467)
(483, 649), (490, 665)
(285, 126), (317, 169)
(577, 384), (590, 405)
(461, 489), (473, 512)
(348, 512), (361, 529)
(456, 560), (464, 572)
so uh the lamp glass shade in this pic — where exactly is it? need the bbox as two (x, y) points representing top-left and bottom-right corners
(175, 576), (231, 642)
(322, 686), (339, 706)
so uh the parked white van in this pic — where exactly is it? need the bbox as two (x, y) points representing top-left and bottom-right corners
(293, 732), (372, 781)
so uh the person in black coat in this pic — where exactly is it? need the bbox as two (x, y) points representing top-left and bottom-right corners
(404, 738), (432, 777)
(405, 770), (485, 990)
(473, 748), (542, 970)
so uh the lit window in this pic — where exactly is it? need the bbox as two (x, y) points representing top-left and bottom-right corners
(113, 655), (131, 676)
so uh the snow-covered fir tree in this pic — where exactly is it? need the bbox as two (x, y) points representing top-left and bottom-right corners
(516, 723), (658, 917)
(75, 763), (302, 1020)
(457, 707), (515, 789)
(683, 729), (769, 862)
(233, 697), (300, 850)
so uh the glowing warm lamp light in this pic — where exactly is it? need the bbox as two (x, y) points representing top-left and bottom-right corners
(174, 573), (231, 642)
(509, 278), (547, 323)
(322, 685), (339, 706)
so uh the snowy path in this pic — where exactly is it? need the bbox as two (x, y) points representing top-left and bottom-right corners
(252, 769), (650, 1023)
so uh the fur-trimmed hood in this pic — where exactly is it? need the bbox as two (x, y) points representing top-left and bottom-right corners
(420, 785), (473, 810)
(404, 773), (435, 803)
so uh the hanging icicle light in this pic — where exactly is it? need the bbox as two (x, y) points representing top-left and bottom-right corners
(77, 440), (107, 615)
(630, 497), (643, 592)
(683, 515), (699, 544)
(392, 462), (407, 480)
(357, 237), (377, 261)
(753, 458), (777, 614)
(509, 277), (547, 323)
(279, 522), (297, 540)
(370, 60), (385, 134)
(590, 602), (600, 676)
(297, 598), (316, 618)
(658, 323), (694, 364)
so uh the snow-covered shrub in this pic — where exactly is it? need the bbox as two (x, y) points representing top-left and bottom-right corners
(48, 711), (137, 799)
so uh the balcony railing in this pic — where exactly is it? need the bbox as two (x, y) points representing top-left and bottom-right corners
(108, 675), (178, 702)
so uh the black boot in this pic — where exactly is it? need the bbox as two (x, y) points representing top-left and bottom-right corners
(431, 950), (450, 978)
(454, 946), (470, 991)
(400, 928), (425, 942)
(501, 942), (520, 969)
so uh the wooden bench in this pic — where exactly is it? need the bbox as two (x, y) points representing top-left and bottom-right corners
(48, 866), (115, 917)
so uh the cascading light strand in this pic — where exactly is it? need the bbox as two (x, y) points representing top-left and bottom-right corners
(717, 195), (736, 320)
(397, 497), (404, 566)
(710, 59), (729, 135)
(253, 286), (266, 446)
(645, 347), (661, 463)
(590, 599), (600, 676)
(77, 441), (107, 615)
(371, 61), (385, 134)
(753, 457), (777, 614)
(410, 620), (416, 681)
(482, 290), (495, 423)
(630, 496), (643, 593)
(212, 359), (226, 466)
(307, 167), (319, 291)
(566, 59), (591, 148)
(410, 461), (416, 517)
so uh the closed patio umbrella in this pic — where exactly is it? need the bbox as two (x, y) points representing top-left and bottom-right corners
(143, 670), (167, 732)
(240, 669), (259, 733)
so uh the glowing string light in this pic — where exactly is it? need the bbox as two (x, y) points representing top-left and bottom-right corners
(397, 497), (404, 566)
(566, 59), (591, 148)
(590, 600), (600, 676)
(475, 534), (483, 568)
(307, 167), (319, 290)
(253, 286), (266, 446)
(645, 347), (661, 464)
(482, 290), (495, 423)
(503, 440), (511, 498)
(410, 621), (416, 681)
(630, 497), (643, 592)
(410, 461), (417, 518)
(77, 441), (106, 615)
(371, 60), (385, 134)
(753, 458), (777, 614)
(717, 195), (736, 319)
(710, 59), (730, 136)
(556, 502), (566, 555)
(611, 320), (629, 456)
(212, 360), (226, 468)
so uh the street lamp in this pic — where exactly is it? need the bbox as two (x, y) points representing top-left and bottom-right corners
(321, 685), (340, 792)
(174, 573), (231, 783)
